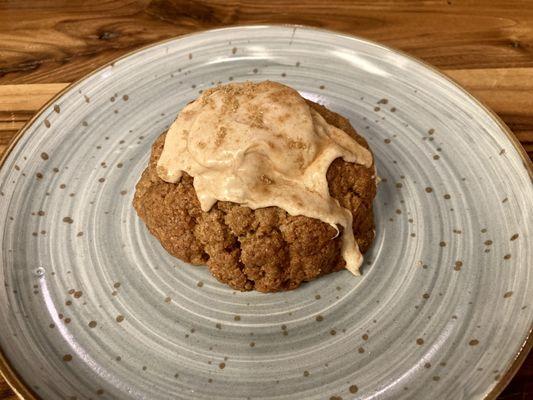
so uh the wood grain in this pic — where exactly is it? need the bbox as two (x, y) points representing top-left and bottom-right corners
(1, 1), (533, 85)
(0, 379), (17, 400)
(0, 1), (531, 399)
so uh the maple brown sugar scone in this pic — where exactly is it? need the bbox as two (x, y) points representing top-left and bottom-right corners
(133, 81), (377, 292)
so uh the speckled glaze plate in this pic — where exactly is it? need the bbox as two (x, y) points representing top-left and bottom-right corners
(0, 26), (532, 400)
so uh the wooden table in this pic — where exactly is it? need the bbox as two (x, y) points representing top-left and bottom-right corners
(0, 1), (531, 399)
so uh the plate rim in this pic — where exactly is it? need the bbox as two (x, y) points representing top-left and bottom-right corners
(0, 23), (531, 400)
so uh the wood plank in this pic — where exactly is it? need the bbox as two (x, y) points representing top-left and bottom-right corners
(0, 379), (17, 400)
(0, 74), (530, 159)
(445, 67), (533, 155)
(2, 1), (533, 84)
(0, 84), (68, 112)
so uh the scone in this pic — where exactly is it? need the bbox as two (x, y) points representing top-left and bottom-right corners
(133, 81), (377, 292)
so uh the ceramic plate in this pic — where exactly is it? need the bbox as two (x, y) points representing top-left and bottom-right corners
(0, 26), (532, 400)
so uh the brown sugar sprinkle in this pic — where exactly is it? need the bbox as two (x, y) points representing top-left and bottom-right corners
(40, 152), (49, 160)
(454, 261), (463, 271)
(484, 240), (493, 246)
(316, 315), (324, 322)
(362, 334), (369, 341)
(425, 187), (433, 193)
(219, 362), (225, 369)
(260, 175), (273, 185)
(416, 338), (424, 345)
(63, 217), (73, 224)
(73, 291), (82, 298)
(215, 126), (228, 147)
(503, 254), (511, 260)
(68, 289), (75, 295)
(113, 282), (121, 289)
(503, 291), (513, 298)
(349, 385), (358, 394)
(116, 315), (124, 323)
(88, 321), (97, 328)
(62, 354), (72, 362)
(510, 233), (519, 241)
(469, 339), (479, 346)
